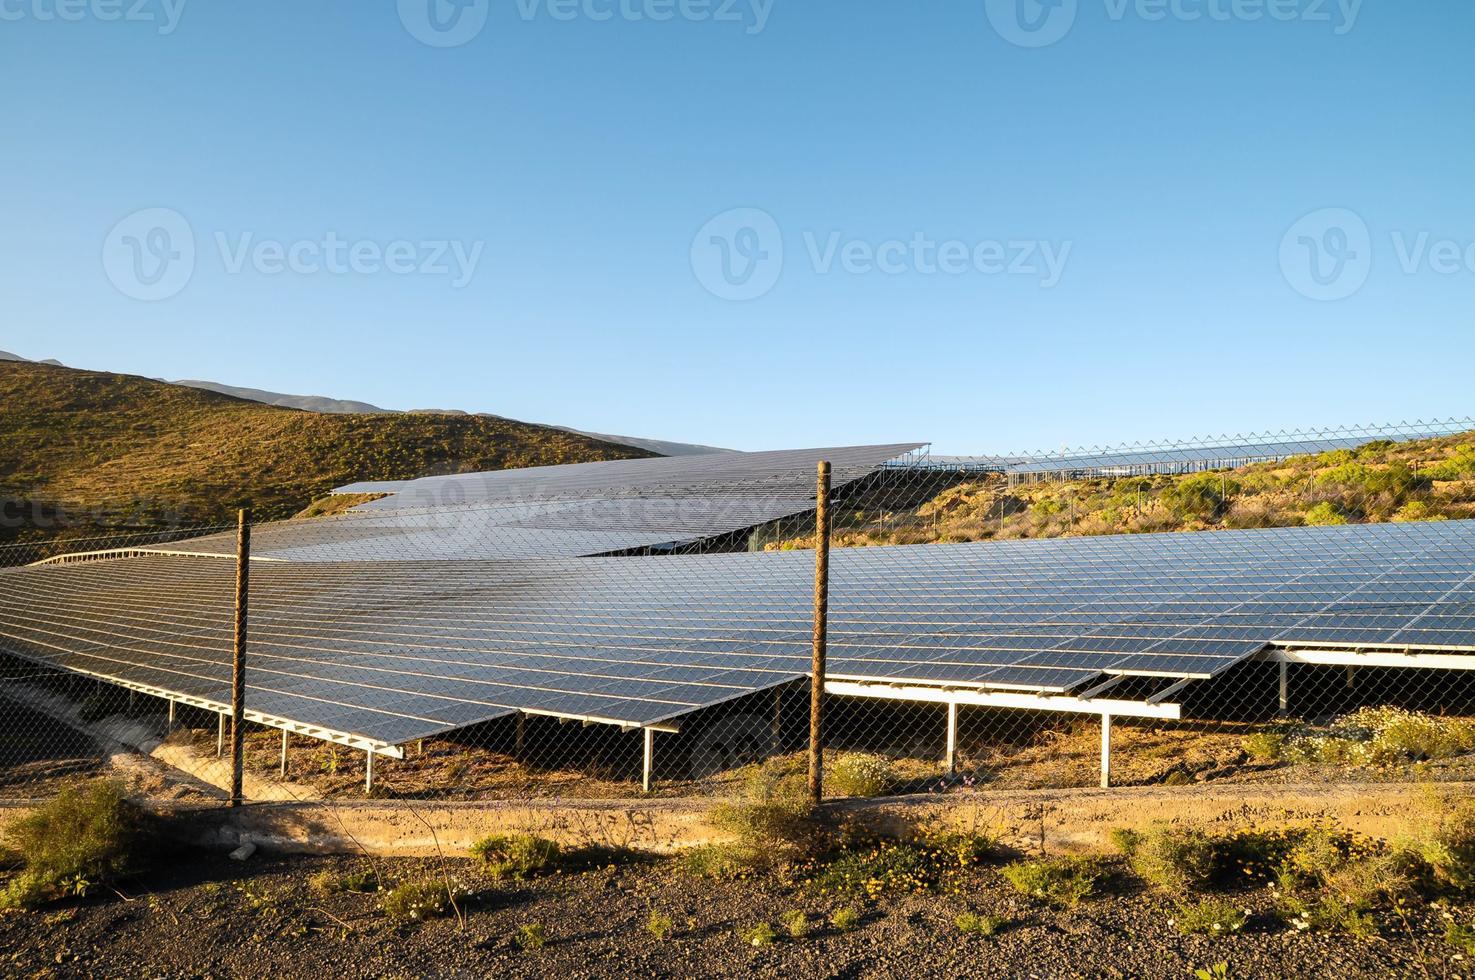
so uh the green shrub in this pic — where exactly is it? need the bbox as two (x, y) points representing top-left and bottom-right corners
(810, 841), (931, 899)
(1446, 921), (1475, 955)
(1163, 473), (1238, 520)
(382, 878), (467, 922)
(681, 842), (768, 879)
(828, 754), (897, 798)
(779, 909), (810, 938)
(1173, 898), (1247, 936)
(1242, 731), (1285, 762)
(1108, 828), (1142, 856)
(515, 923), (547, 950)
(739, 921), (777, 947)
(310, 867), (378, 895)
(1428, 447), (1475, 481)
(954, 911), (1004, 936)
(470, 834), (560, 880)
(1000, 856), (1108, 907)
(1128, 828), (1216, 894)
(705, 758), (822, 870)
(829, 906), (862, 932)
(1402, 798), (1475, 892)
(0, 779), (152, 910)
(1303, 502), (1348, 526)
(646, 909), (674, 940)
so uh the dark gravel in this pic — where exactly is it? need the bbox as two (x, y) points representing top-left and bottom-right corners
(0, 852), (1469, 979)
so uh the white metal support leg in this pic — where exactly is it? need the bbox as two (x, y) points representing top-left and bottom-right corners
(217, 712), (225, 757)
(167, 700), (176, 731)
(1278, 662), (1289, 715)
(280, 729), (288, 779)
(1100, 714), (1112, 789)
(365, 750), (374, 794)
(514, 713), (525, 759)
(945, 702), (958, 777)
(642, 728), (655, 793)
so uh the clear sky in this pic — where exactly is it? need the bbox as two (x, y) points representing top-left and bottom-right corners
(2, 1), (1471, 454)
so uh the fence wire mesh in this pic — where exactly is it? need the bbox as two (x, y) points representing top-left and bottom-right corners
(3, 418), (1475, 817)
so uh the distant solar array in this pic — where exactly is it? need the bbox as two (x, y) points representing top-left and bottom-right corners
(909, 419), (1475, 479)
(5, 520), (1475, 751)
(151, 444), (923, 562)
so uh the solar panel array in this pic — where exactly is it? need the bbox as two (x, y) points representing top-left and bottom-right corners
(917, 421), (1474, 478)
(152, 444), (923, 562)
(4, 519), (1475, 747)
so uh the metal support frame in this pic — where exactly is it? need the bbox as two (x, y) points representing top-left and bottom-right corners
(514, 712), (526, 759)
(167, 699), (176, 731)
(945, 701), (958, 776)
(642, 727), (655, 793)
(809, 460), (831, 807)
(824, 680), (1183, 721)
(216, 711), (225, 757)
(229, 508), (250, 808)
(365, 750), (374, 794)
(1101, 714), (1112, 789)
(1279, 661), (1289, 715)
(280, 729), (289, 778)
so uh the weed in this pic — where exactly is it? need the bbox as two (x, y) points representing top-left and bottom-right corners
(1108, 828), (1142, 856)
(515, 923), (547, 950)
(739, 921), (778, 947)
(828, 754), (897, 798)
(1128, 828), (1216, 895)
(955, 911), (1005, 937)
(646, 909), (674, 940)
(779, 909), (810, 938)
(1000, 856), (1108, 908)
(309, 867), (378, 895)
(382, 878), (468, 923)
(1446, 921), (1475, 956)
(1173, 899), (1247, 936)
(1241, 732), (1285, 762)
(682, 843), (762, 880)
(470, 834), (561, 881)
(0, 779), (153, 910)
(829, 906), (862, 932)
(1192, 964), (1231, 980)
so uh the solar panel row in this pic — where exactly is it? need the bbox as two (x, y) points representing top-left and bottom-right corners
(4, 519), (1475, 747)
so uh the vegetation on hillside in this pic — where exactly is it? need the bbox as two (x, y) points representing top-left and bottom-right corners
(764, 431), (1475, 550)
(0, 361), (650, 541)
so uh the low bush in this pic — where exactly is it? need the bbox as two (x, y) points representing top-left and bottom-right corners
(1173, 898), (1247, 936)
(828, 754), (897, 798)
(0, 779), (153, 911)
(646, 909), (674, 940)
(954, 911), (1005, 937)
(515, 923), (547, 950)
(470, 834), (560, 881)
(1241, 731), (1285, 762)
(309, 867), (378, 895)
(382, 877), (468, 923)
(1000, 856), (1108, 908)
(739, 921), (778, 947)
(779, 909), (810, 938)
(1128, 828), (1216, 894)
(829, 906), (862, 932)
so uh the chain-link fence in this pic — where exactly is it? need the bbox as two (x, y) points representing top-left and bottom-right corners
(3, 419), (1475, 818)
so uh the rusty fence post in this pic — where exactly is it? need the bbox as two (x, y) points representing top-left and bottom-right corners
(808, 461), (831, 809)
(229, 507), (250, 807)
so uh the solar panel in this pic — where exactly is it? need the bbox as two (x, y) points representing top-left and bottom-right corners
(6, 519), (1475, 748)
(151, 444), (924, 562)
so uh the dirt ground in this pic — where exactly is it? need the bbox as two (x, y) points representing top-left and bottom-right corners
(1, 849), (1470, 980)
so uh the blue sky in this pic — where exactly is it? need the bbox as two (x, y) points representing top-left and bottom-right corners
(2, 1), (1471, 454)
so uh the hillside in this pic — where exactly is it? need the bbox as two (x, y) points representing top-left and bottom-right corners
(0, 361), (651, 541)
(765, 431), (1475, 550)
